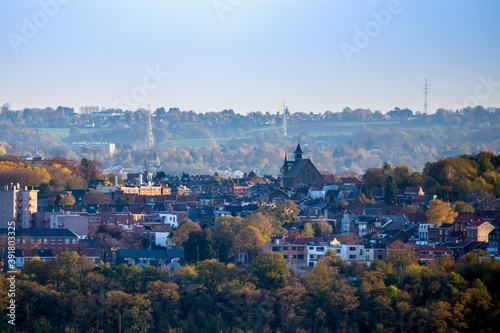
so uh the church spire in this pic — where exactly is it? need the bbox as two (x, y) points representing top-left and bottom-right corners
(294, 143), (303, 160)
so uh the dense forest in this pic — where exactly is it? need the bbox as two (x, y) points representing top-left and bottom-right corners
(0, 104), (498, 175)
(1, 247), (499, 332)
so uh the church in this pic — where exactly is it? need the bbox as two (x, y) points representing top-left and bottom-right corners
(281, 143), (324, 188)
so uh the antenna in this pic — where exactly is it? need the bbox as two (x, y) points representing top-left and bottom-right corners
(282, 102), (287, 137)
(423, 79), (430, 114)
(147, 105), (154, 148)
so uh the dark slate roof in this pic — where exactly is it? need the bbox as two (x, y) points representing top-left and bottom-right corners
(201, 207), (215, 218)
(0, 228), (79, 237)
(188, 208), (201, 219)
(68, 189), (87, 203)
(171, 204), (189, 212)
(166, 249), (185, 258)
(283, 159), (311, 179)
(296, 186), (311, 195)
(117, 249), (185, 259)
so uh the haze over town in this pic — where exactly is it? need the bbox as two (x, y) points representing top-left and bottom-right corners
(1, 2), (500, 333)
(2, 0), (500, 113)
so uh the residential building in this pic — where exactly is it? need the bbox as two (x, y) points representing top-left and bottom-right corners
(465, 221), (495, 242)
(0, 185), (38, 229)
(0, 228), (79, 251)
(116, 249), (185, 268)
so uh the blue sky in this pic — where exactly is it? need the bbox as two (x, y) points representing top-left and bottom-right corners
(1, 0), (499, 114)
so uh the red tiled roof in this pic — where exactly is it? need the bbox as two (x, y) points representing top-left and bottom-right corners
(343, 177), (362, 184)
(418, 245), (451, 252)
(455, 213), (482, 223)
(323, 174), (335, 182)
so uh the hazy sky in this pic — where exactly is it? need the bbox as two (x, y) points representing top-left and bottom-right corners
(1, 0), (499, 114)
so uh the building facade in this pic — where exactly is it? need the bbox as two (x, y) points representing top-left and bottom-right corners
(281, 143), (324, 188)
(0, 185), (38, 229)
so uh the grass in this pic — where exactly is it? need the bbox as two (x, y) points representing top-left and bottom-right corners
(160, 137), (242, 148)
(246, 124), (301, 133)
(322, 120), (402, 126)
(34, 127), (113, 139)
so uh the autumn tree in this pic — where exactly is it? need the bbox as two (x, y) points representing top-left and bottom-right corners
(172, 220), (201, 249)
(453, 201), (474, 213)
(386, 240), (418, 269)
(59, 193), (75, 206)
(236, 226), (267, 262)
(425, 199), (458, 226)
(83, 190), (113, 205)
(51, 251), (79, 292)
(303, 223), (315, 237)
(252, 252), (290, 290)
(183, 229), (216, 262)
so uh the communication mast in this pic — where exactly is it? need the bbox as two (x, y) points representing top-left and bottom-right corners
(282, 102), (288, 137)
(423, 79), (430, 114)
(147, 104), (154, 148)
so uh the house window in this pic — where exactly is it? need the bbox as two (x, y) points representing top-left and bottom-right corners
(349, 247), (356, 251)
(65, 239), (69, 244)
(283, 255), (288, 259)
(58, 239), (63, 244)
(291, 247), (296, 251)
(282, 247), (288, 251)
(37, 238), (41, 244)
(44, 238), (48, 244)
(349, 255), (356, 259)
(272, 247), (281, 252)
(51, 239), (56, 244)
(72, 239), (76, 244)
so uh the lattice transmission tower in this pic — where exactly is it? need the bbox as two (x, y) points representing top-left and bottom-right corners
(423, 79), (430, 114)
(282, 102), (288, 137)
(147, 105), (154, 148)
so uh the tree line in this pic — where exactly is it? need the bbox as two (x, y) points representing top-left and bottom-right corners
(1, 247), (499, 332)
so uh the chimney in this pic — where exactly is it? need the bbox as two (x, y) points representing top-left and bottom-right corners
(115, 175), (118, 186)
(139, 174), (143, 185)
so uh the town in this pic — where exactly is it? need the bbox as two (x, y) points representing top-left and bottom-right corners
(2, 146), (499, 273)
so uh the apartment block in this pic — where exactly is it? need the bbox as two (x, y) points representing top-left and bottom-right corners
(0, 185), (38, 229)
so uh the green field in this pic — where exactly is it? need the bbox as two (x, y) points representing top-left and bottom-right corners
(246, 125), (299, 133)
(34, 127), (113, 139)
(160, 137), (241, 148)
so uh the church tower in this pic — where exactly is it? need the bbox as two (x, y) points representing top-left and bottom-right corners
(294, 143), (303, 160)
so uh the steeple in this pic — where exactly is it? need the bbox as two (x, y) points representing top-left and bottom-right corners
(294, 143), (303, 160)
